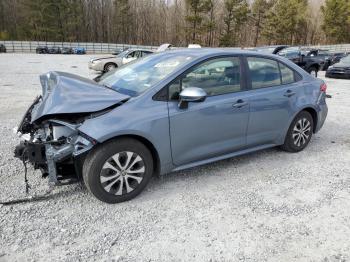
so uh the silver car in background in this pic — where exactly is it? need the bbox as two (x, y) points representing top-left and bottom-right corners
(88, 49), (154, 72)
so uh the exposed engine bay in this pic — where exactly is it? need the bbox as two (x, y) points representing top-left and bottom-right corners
(14, 96), (96, 187)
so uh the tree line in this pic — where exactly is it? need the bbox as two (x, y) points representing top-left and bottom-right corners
(0, 0), (349, 47)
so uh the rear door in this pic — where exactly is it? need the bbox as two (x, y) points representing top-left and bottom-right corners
(167, 56), (250, 166)
(244, 56), (302, 147)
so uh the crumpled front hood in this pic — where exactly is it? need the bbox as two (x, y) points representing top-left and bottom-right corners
(92, 56), (115, 62)
(31, 71), (130, 122)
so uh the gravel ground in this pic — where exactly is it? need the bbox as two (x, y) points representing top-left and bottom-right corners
(0, 53), (349, 262)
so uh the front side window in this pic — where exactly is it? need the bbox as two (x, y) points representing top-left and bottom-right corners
(126, 51), (136, 58)
(247, 57), (281, 89)
(116, 50), (129, 58)
(169, 57), (241, 99)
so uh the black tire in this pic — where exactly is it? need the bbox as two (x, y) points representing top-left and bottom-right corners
(308, 66), (318, 77)
(104, 63), (117, 72)
(83, 138), (153, 204)
(281, 111), (314, 153)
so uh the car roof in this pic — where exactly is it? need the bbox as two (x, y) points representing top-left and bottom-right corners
(255, 45), (288, 49)
(154, 48), (309, 77)
(128, 48), (154, 52)
(155, 48), (280, 58)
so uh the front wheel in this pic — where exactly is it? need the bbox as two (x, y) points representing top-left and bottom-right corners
(104, 63), (117, 72)
(281, 111), (314, 153)
(83, 138), (154, 203)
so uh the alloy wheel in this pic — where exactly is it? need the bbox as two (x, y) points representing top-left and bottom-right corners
(292, 118), (311, 147)
(100, 151), (145, 195)
(106, 64), (116, 71)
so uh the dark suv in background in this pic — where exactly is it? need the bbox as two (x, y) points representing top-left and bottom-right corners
(0, 44), (7, 53)
(277, 47), (327, 77)
(308, 49), (333, 70)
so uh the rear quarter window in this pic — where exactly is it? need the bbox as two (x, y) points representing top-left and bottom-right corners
(279, 63), (295, 84)
(247, 57), (281, 89)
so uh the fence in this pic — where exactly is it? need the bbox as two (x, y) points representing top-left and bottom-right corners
(1, 40), (350, 54)
(0, 41), (158, 54)
(306, 44), (350, 52)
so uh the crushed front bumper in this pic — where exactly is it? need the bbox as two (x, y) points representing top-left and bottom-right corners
(88, 61), (104, 71)
(14, 119), (96, 187)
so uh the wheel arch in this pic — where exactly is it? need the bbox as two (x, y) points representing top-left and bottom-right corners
(281, 106), (319, 144)
(102, 134), (161, 176)
(301, 107), (318, 133)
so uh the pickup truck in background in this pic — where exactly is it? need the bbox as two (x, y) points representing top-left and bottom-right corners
(277, 47), (328, 77)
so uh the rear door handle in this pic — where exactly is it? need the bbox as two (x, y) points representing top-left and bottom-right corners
(232, 99), (248, 108)
(284, 90), (296, 97)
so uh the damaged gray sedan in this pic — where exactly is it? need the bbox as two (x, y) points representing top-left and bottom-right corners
(14, 49), (328, 203)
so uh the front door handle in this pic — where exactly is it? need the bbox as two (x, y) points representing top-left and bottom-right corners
(232, 99), (248, 108)
(284, 90), (296, 97)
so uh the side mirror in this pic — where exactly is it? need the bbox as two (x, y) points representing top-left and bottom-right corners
(178, 87), (207, 109)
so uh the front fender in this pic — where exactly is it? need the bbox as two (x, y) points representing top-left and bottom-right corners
(77, 99), (173, 174)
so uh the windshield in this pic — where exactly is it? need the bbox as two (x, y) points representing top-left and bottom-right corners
(99, 52), (195, 96)
(116, 50), (129, 58)
(278, 47), (299, 56)
(278, 48), (300, 59)
(340, 55), (350, 63)
(255, 47), (276, 53)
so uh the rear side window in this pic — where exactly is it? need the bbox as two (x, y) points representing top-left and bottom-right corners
(247, 57), (281, 89)
(142, 51), (152, 57)
(279, 63), (295, 84)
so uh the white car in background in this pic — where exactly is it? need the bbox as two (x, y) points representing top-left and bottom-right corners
(89, 49), (154, 72)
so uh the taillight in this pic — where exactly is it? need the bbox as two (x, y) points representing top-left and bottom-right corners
(320, 83), (327, 93)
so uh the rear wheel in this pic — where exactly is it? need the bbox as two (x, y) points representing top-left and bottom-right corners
(83, 138), (153, 203)
(281, 111), (314, 153)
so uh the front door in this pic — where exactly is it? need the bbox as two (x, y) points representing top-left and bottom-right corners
(167, 56), (250, 166)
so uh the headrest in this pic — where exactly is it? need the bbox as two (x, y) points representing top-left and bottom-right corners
(224, 66), (239, 78)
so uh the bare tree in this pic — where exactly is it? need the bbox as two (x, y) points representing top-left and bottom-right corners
(0, 0), (334, 47)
